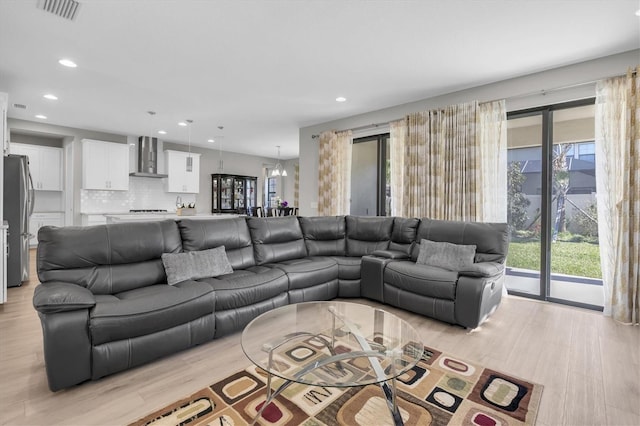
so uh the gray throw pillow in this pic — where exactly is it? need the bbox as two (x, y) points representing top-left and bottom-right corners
(416, 239), (477, 272)
(162, 246), (233, 285)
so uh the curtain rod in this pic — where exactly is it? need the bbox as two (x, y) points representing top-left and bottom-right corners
(311, 122), (389, 139)
(310, 69), (637, 139)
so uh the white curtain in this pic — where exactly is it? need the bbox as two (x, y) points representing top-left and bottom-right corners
(317, 130), (352, 216)
(477, 100), (508, 222)
(595, 67), (640, 324)
(389, 119), (407, 217)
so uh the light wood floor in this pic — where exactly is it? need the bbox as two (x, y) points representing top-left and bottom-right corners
(0, 250), (638, 426)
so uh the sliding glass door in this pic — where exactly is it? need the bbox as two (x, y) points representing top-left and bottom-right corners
(506, 113), (544, 298)
(505, 100), (603, 310)
(350, 134), (390, 216)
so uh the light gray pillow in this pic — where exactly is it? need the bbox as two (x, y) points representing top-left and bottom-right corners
(162, 246), (233, 285)
(416, 239), (477, 272)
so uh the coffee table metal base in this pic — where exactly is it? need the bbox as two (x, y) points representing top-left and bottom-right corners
(250, 307), (405, 425)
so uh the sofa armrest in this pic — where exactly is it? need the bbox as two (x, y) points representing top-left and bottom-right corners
(458, 262), (504, 278)
(455, 275), (504, 328)
(371, 249), (410, 260)
(33, 282), (96, 314)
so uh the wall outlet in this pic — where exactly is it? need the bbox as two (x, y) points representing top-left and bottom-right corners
(310, 201), (318, 209)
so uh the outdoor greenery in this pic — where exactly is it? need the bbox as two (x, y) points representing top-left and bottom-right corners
(572, 202), (599, 238)
(507, 162), (530, 234)
(507, 238), (602, 279)
(506, 147), (601, 280)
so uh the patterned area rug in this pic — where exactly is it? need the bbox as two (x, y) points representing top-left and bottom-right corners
(130, 346), (543, 425)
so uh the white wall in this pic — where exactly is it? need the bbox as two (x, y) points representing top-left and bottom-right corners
(298, 49), (639, 216)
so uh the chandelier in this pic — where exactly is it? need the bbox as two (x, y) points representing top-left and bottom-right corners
(271, 145), (287, 177)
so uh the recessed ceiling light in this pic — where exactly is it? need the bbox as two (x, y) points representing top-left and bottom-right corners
(129, 143), (136, 146)
(58, 59), (77, 68)
(636, 9), (640, 16)
(35, 114), (47, 119)
(208, 139), (215, 143)
(336, 96), (347, 102)
(158, 130), (167, 135)
(43, 94), (58, 100)
(178, 122), (187, 127)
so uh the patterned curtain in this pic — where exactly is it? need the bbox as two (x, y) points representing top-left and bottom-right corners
(595, 67), (640, 325)
(477, 100), (508, 222)
(389, 119), (407, 216)
(401, 100), (506, 221)
(403, 102), (479, 220)
(318, 130), (352, 215)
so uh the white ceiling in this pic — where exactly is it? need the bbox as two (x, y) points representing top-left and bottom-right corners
(1, 0), (638, 159)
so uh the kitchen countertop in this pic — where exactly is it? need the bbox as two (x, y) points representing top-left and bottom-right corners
(103, 213), (242, 223)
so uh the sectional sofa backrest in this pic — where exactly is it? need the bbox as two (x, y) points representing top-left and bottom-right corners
(178, 217), (256, 270)
(36, 216), (508, 297)
(345, 216), (393, 256)
(412, 219), (509, 263)
(246, 216), (307, 265)
(389, 217), (420, 254)
(37, 220), (182, 294)
(298, 216), (346, 256)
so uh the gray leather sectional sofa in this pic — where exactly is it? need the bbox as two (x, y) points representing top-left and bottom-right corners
(33, 215), (508, 391)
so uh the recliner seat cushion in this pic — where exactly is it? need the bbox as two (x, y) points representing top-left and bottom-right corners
(268, 257), (339, 290)
(197, 267), (288, 311)
(384, 261), (458, 300)
(330, 256), (362, 280)
(89, 280), (215, 345)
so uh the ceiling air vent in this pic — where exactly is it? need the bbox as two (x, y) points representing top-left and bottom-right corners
(36, 0), (81, 21)
(13, 103), (27, 110)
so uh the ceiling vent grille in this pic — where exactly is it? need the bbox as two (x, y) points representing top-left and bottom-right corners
(36, 0), (81, 21)
(13, 103), (27, 110)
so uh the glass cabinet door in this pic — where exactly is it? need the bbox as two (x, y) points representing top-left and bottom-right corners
(212, 177), (219, 210)
(221, 177), (233, 210)
(246, 179), (256, 210)
(234, 178), (245, 212)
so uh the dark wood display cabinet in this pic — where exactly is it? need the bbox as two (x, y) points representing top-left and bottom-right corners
(211, 174), (257, 214)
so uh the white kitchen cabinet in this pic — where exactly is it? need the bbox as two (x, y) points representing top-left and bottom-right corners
(29, 212), (64, 246)
(82, 139), (129, 190)
(164, 150), (200, 193)
(10, 143), (63, 191)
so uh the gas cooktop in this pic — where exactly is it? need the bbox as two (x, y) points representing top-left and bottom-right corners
(129, 209), (168, 213)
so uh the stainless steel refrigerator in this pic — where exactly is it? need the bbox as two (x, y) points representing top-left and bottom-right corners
(3, 154), (34, 287)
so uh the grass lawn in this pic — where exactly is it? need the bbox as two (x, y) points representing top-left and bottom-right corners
(506, 240), (602, 279)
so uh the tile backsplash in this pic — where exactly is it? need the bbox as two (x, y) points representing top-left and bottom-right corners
(80, 177), (197, 213)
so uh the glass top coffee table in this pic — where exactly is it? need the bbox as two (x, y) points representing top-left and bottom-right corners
(241, 301), (424, 425)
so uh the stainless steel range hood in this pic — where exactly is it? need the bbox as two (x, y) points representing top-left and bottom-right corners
(129, 136), (168, 178)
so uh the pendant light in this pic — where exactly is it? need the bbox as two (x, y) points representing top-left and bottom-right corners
(218, 126), (224, 172)
(186, 119), (193, 172)
(271, 145), (287, 177)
